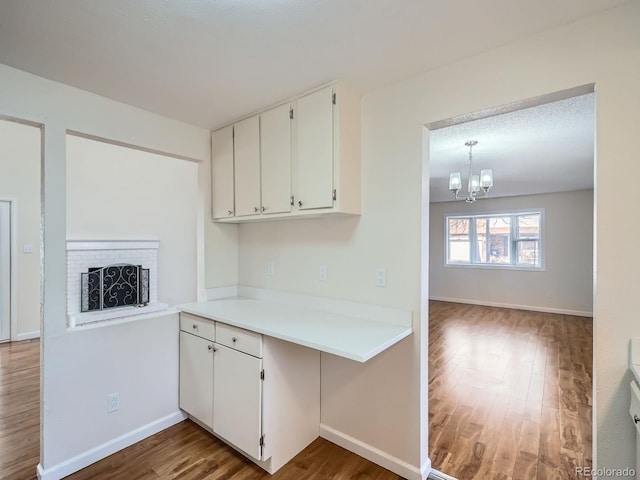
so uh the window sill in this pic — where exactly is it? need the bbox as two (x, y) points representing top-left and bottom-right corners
(445, 263), (545, 272)
(67, 301), (171, 328)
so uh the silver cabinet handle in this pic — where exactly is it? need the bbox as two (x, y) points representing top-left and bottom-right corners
(228, 210), (233, 216)
(192, 324), (197, 330)
(298, 200), (303, 207)
(213, 346), (217, 352)
(635, 415), (640, 424)
(261, 206), (266, 212)
(254, 206), (258, 212)
(232, 337), (238, 343)
(208, 344), (213, 351)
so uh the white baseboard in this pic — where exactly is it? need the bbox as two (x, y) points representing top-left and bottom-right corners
(320, 424), (431, 480)
(36, 411), (187, 480)
(428, 468), (458, 480)
(428, 296), (593, 318)
(14, 330), (40, 341)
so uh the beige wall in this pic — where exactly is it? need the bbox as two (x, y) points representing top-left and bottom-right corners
(234, 2), (639, 473)
(0, 119), (41, 337)
(430, 190), (594, 315)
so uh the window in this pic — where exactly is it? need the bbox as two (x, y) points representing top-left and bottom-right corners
(446, 211), (542, 268)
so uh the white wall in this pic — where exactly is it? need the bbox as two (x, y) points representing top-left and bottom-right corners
(231, 1), (640, 474)
(430, 190), (593, 315)
(66, 135), (198, 306)
(0, 62), (237, 478)
(0, 119), (41, 337)
(363, 2), (637, 472)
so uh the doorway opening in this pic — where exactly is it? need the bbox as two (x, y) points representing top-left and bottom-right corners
(424, 85), (595, 478)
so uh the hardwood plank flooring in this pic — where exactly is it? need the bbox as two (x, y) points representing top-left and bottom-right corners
(429, 301), (593, 480)
(0, 338), (401, 479)
(64, 420), (403, 480)
(0, 339), (40, 480)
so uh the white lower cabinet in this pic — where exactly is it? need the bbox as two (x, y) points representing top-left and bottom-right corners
(179, 313), (320, 474)
(179, 331), (214, 429)
(213, 343), (263, 459)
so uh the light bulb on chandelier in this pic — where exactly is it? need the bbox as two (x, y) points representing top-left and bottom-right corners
(448, 140), (493, 203)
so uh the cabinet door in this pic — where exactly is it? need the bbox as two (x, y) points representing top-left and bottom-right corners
(179, 332), (214, 429)
(211, 126), (235, 219)
(294, 86), (334, 210)
(213, 344), (263, 459)
(260, 104), (292, 214)
(234, 115), (261, 217)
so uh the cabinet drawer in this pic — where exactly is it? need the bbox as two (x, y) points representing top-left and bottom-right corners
(180, 313), (215, 342)
(216, 323), (262, 357)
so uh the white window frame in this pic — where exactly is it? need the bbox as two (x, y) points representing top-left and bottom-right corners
(445, 209), (545, 271)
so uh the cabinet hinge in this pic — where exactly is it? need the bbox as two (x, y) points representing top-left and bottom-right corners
(289, 108), (294, 120)
(333, 189), (337, 201)
(332, 92), (337, 105)
(290, 195), (294, 207)
(259, 434), (265, 447)
(260, 369), (265, 380)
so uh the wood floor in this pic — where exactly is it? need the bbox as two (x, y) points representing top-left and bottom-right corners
(64, 421), (403, 480)
(1, 302), (593, 480)
(429, 301), (593, 480)
(0, 340), (400, 480)
(0, 339), (40, 480)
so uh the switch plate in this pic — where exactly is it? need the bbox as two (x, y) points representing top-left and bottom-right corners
(107, 393), (120, 413)
(375, 268), (386, 287)
(319, 265), (328, 281)
(267, 261), (275, 276)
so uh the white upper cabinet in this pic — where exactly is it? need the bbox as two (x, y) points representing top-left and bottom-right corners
(260, 104), (292, 215)
(211, 81), (360, 223)
(293, 86), (334, 210)
(234, 115), (261, 217)
(211, 125), (235, 219)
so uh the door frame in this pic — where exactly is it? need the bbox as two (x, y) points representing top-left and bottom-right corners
(0, 196), (18, 342)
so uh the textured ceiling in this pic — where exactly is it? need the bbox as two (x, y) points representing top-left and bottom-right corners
(0, 0), (627, 128)
(429, 93), (595, 202)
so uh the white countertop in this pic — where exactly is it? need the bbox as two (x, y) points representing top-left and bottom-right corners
(178, 297), (413, 362)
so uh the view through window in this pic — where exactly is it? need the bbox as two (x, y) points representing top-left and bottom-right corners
(446, 211), (542, 268)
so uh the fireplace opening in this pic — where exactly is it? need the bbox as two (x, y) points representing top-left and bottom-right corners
(81, 264), (150, 312)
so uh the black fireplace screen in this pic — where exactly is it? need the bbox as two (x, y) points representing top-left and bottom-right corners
(81, 264), (150, 312)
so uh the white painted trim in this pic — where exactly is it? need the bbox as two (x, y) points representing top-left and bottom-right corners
(0, 197), (19, 342)
(239, 286), (413, 327)
(67, 306), (178, 331)
(429, 296), (593, 317)
(15, 330), (40, 341)
(36, 411), (187, 480)
(65, 240), (159, 251)
(428, 468), (458, 480)
(67, 302), (170, 327)
(320, 424), (430, 480)
(206, 285), (240, 300)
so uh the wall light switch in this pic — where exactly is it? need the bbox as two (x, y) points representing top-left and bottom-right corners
(267, 261), (275, 276)
(376, 268), (386, 287)
(319, 265), (328, 281)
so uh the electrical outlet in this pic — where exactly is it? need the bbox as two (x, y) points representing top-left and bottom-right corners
(107, 392), (120, 413)
(319, 265), (328, 281)
(23, 244), (33, 254)
(375, 268), (386, 287)
(267, 261), (275, 276)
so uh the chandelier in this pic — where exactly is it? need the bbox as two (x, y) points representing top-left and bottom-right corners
(448, 140), (493, 203)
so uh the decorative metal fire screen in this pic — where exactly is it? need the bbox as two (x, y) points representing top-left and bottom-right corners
(81, 264), (149, 312)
